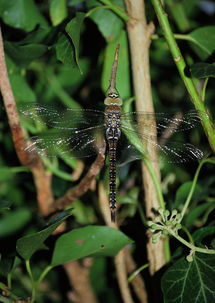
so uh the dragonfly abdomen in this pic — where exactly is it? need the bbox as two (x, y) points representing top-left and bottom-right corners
(106, 124), (121, 222)
(108, 139), (118, 222)
(105, 105), (122, 222)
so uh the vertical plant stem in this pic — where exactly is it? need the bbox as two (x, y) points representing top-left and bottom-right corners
(151, 0), (215, 152)
(25, 260), (36, 303)
(124, 0), (169, 273)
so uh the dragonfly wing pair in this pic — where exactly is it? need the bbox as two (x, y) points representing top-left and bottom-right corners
(19, 103), (206, 163)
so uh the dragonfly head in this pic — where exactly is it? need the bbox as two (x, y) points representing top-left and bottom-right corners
(104, 92), (123, 106)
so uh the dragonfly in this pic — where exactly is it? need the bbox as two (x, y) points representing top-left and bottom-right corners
(19, 45), (206, 222)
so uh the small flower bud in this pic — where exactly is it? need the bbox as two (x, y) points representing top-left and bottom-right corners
(164, 210), (170, 218)
(158, 208), (164, 216)
(152, 235), (158, 243)
(147, 221), (154, 227)
(176, 213), (182, 220)
(155, 216), (161, 223)
(162, 229), (169, 236)
(186, 254), (194, 262)
(172, 209), (178, 216)
(175, 223), (182, 230)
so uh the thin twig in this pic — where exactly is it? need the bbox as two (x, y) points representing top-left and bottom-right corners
(52, 147), (106, 212)
(63, 260), (98, 303)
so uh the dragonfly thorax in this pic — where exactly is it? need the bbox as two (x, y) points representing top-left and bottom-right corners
(106, 127), (121, 142)
(104, 93), (123, 106)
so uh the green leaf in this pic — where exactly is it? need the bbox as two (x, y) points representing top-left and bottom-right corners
(101, 30), (130, 99)
(0, 208), (31, 237)
(189, 26), (215, 60)
(57, 57), (90, 92)
(89, 258), (107, 294)
(65, 12), (85, 72)
(19, 27), (52, 44)
(5, 42), (48, 67)
(16, 210), (73, 260)
(0, 0), (48, 31)
(0, 200), (12, 211)
(51, 225), (132, 266)
(87, 0), (124, 41)
(6, 55), (36, 102)
(55, 33), (76, 66)
(190, 62), (215, 79)
(162, 254), (215, 303)
(185, 201), (215, 227)
(192, 226), (215, 248)
(0, 167), (15, 182)
(49, 0), (68, 26)
(0, 255), (21, 276)
(174, 182), (204, 209)
(9, 74), (36, 102)
(69, 0), (84, 5)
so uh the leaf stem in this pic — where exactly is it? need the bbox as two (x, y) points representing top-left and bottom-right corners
(202, 78), (209, 102)
(182, 226), (194, 245)
(167, 228), (215, 254)
(41, 157), (74, 181)
(99, 0), (129, 21)
(128, 263), (149, 282)
(6, 274), (12, 289)
(26, 260), (52, 303)
(151, 0), (215, 152)
(26, 260), (34, 282)
(151, 33), (194, 42)
(85, 5), (110, 18)
(37, 265), (52, 285)
(25, 260), (36, 303)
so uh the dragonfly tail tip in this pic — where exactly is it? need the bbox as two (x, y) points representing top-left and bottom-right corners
(111, 210), (116, 222)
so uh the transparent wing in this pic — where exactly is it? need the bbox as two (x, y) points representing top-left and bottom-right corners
(24, 126), (106, 158)
(119, 127), (204, 164)
(19, 102), (105, 130)
(121, 110), (207, 136)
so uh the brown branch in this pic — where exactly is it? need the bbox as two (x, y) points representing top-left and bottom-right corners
(125, 249), (148, 303)
(0, 26), (54, 216)
(115, 250), (134, 303)
(63, 260), (98, 303)
(98, 183), (134, 303)
(124, 0), (166, 274)
(51, 148), (106, 212)
(0, 27), (34, 167)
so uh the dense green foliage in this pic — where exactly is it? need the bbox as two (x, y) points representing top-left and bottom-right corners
(0, 0), (215, 302)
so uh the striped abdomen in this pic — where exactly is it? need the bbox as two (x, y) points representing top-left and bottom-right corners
(105, 106), (121, 222)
